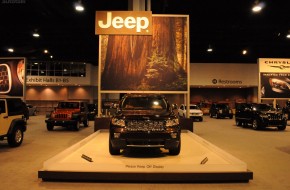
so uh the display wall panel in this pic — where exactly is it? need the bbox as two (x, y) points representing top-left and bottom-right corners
(99, 15), (189, 93)
(258, 58), (290, 100)
(0, 57), (25, 97)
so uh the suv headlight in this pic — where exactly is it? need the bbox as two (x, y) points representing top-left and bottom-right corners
(111, 118), (125, 127)
(260, 114), (268, 118)
(165, 118), (179, 127)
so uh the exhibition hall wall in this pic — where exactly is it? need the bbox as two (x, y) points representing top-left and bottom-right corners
(24, 62), (260, 114)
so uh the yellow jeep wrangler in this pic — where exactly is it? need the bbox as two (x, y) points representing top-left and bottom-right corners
(0, 98), (27, 147)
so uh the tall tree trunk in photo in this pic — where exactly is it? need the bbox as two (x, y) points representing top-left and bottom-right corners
(149, 17), (185, 87)
(101, 35), (151, 90)
(175, 17), (187, 70)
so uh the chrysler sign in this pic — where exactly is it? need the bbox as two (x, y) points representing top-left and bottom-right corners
(95, 11), (152, 35)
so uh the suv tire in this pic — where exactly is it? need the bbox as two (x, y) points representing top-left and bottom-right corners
(47, 124), (54, 131)
(236, 120), (242, 126)
(83, 119), (89, 127)
(109, 138), (120, 155)
(252, 119), (260, 130)
(7, 126), (23, 147)
(74, 121), (80, 131)
(169, 142), (181, 155)
(277, 125), (286, 130)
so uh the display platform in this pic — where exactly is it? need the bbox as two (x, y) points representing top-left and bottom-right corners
(38, 130), (253, 183)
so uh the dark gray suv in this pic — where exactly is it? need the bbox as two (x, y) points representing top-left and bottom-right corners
(235, 103), (287, 130)
(209, 103), (233, 119)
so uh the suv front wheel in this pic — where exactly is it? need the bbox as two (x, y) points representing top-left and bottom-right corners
(47, 124), (54, 131)
(169, 142), (181, 155)
(109, 136), (120, 155)
(277, 125), (286, 130)
(252, 119), (260, 130)
(8, 126), (24, 147)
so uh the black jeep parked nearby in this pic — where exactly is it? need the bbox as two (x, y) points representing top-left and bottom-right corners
(209, 103), (233, 119)
(235, 103), (287, 130)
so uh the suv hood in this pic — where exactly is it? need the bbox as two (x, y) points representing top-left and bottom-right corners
(118, 110), (171, 117)
(189, 109), (202, 114)
(54, 109), (80, 113)
(260, 110), (281, 114)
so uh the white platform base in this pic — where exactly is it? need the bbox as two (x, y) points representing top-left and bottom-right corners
(38, 130), (253, 182)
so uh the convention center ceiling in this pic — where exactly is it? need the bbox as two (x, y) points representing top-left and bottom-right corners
(0, 0), (289, 65)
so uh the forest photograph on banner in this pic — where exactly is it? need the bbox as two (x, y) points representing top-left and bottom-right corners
(100, 15), (189, 92)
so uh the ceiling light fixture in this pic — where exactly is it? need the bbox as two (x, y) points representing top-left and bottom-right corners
(32, 32), (40, 38)
(207, 45), (213, 52)
(242, 50), (247, 55)
(8, 48), (14, 52)
(252, 0), (265, 13)
(32, 29), (40, 38)
(74, 0), (84, 12)
(287, 31), (290, 39)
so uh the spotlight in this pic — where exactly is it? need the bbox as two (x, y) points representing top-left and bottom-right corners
(207, 45), (213, 52)
(287, 31), (290, 39)
(252, 1), (265, 13)
(74, 0), (84, 12)
(32, 32), (40, 38)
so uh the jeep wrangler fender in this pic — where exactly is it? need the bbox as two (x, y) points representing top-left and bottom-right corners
(8, 118), (27, 134)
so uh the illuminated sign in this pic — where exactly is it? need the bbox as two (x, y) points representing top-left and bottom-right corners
(95, 11), (152, 35)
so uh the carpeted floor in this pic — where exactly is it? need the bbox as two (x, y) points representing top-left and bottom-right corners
(0, 115), (289, 190)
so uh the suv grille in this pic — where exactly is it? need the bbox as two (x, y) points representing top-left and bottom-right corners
(126, 120), (165, 132)
(268, 114), (283, 120)
(55, 114), (68, 119)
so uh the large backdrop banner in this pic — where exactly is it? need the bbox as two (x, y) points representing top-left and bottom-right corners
(99, 15), (189, 93)
(0, 58), (25, 97)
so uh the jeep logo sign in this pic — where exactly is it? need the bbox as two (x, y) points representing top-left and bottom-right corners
(95, 11), (152, 35)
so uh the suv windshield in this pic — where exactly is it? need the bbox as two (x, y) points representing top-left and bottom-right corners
(58, 102), (79, 109)
(217, 104), (229, 109)
(189, 105), (199, 110)
(253, 104), (274, 111)
(121, 97), (167, 110)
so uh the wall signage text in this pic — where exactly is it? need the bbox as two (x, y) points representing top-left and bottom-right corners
(27, 77), (69, 83)
(212, 79), (242, 85)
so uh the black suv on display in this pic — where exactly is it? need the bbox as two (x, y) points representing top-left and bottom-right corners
(235, 103), (287, 130)
(209, 103), (233, 119)
(109, 93), (181, 156)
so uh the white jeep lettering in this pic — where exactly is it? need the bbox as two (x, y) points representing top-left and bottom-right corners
(98, 12), (112, 28)
(97, 12), (149, 33)
(136, 17), (149, 32)
(124, 17), (136, 29)
(112, 16), (123, 29)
